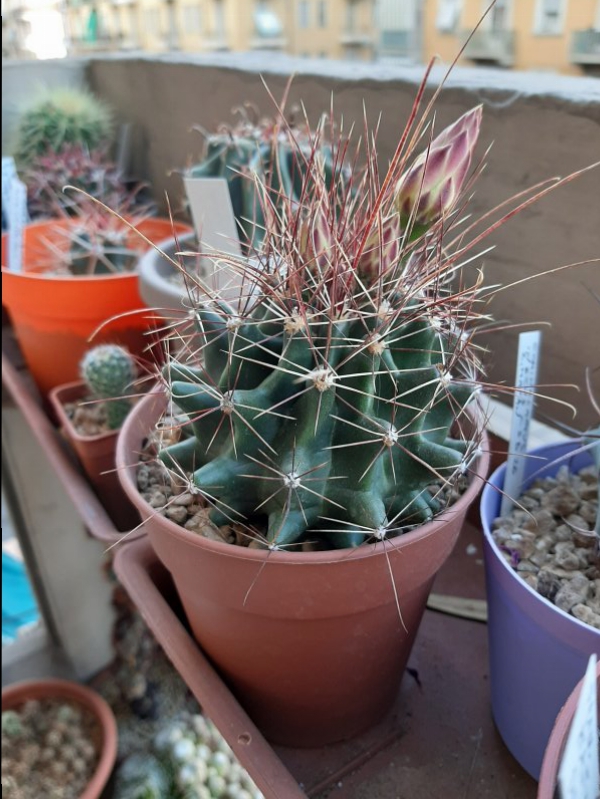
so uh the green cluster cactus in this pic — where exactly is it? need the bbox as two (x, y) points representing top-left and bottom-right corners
(80, 345), (136, 430)
(158, 108), (487, 550)
(189, 119), (343, 252)
(14, 87), (113, 167)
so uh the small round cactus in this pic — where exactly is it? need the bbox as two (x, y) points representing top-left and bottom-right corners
(14, 87), (113, 167)
(80, 345), (136, 430)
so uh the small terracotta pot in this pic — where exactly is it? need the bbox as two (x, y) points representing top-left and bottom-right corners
(2, 678), (118, 799)
(1, 218), (192, 396)
(49, 380), (143, 539)
(116, 390), (490, 748)
(537, 661), (600, 799)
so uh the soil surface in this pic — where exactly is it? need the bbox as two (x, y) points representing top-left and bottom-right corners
(2, 698), (100, 799)
(492, 463), (599, 629)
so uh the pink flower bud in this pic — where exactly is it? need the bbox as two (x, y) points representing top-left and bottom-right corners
(395, 105), (482, 228)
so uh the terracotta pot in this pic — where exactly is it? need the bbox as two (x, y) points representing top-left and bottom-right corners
(116, 390), (490, 748)
(48, 380), (144, 539)
(537, 660), (600, 799)
(2, 678), (118, 799)
(1, 218), (192, 396)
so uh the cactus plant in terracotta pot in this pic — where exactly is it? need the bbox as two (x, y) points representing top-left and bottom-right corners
(49, 344), (148, 537)
(116, 82), (594, 747)
(116, 90), (500, 748)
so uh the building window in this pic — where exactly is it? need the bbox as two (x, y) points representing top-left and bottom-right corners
(534, 0), (565, 35)
(182, 4), (202, 34)
(146, 7), (161, 36)
(214, 0), (225, 37)
(298, 0), (310, 29)
(317, 0), (327, 28)
(346, 0), (358, 32)
(488, 0), (510, 31)
(436, 0), (461, 33)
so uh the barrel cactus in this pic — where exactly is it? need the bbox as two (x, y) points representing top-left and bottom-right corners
(80, 345), (136, 430)
(188, 113), (346, 252)
(14, 87), (112, 167)
(155, 105), (493, 551)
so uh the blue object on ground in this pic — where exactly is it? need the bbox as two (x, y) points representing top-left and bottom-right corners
(2, 551), (39, 642)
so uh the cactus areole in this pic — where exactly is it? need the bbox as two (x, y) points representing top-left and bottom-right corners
(116, 98), (500, 746)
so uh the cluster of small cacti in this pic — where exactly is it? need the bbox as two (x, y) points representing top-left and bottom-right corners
(1, 700), (98, 799)
(80, 344), (137, 430)
(188, 109), (346, 252)
(114, 712), (264, 799)
(14, 87), (112, 167)
(159, 105), (487, 549)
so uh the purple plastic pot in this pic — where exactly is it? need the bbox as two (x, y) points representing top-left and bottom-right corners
(480, 439), (599, 781)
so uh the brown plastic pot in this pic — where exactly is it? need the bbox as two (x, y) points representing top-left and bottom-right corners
(49, 380), (145, 539)
(537, 660), (600, 799)
(2, 678), (118, 799)
(116, 390), (490, 748)
(1, 218), (192, 396)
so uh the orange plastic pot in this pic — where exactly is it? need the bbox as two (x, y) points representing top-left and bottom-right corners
(1, 217), (191, 396)
(2, 678), (118, 799)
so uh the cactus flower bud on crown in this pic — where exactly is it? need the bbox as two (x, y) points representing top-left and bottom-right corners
(395, 105), (482, 229)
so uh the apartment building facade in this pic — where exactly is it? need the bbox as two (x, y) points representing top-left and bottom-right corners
(54, 0), (600, 76)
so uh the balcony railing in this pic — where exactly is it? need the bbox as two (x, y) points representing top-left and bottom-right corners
(461, 29), (515, 67)
(250, 29), (286, 50)
(570, 29), (600, 65)
(203, 30), (229, 51)
(339, 26), (374, 47)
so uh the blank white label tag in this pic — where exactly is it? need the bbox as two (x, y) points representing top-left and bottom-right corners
(558, 655), (599, 799)
(500, 330), (542, 516)
(7, 177), (28, 273)
(184, 176), (244, 306)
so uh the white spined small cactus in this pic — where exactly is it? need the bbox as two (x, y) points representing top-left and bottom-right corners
(80, 344), (136, 430)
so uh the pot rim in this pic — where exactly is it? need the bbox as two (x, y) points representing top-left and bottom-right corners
(117, 388), (491, 566)
(481, 439), (599, 638)
(49, 380), (121, 445)
(1, 218), (192, 284)
(2, 677), (118, 799)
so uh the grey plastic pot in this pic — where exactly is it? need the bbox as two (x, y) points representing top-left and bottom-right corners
(137, 232), (201, 324)
(480, 439), (600, 780)
(138, 234), (263, 326)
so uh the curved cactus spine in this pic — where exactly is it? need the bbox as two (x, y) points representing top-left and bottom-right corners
(158, 105), (489, 550)
(80, 345), (136, 430)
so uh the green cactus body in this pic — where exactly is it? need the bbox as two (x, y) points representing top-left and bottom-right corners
(14, 88), (112, 167)
(80, 345), (136, 430)
(160, 293), (479, 549)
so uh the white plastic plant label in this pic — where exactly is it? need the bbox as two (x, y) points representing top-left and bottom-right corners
(2, 156), (17, 218)
(500, 330), (542, 516)
(183, 176), (244, 306)
(558, 654), (599, 799)
(7, 177), (28, 274)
